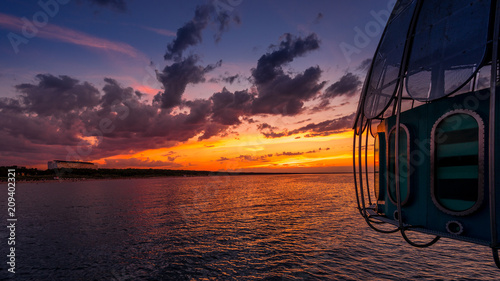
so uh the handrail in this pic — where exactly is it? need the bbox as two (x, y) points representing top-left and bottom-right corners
(494, 248), (500, 268)
(353, 130), (362, 215)
(365, 121), (372, 206)
(392, 0), (441, 247)
(489, 0), (500, 268)
(358, 120), (368, 218)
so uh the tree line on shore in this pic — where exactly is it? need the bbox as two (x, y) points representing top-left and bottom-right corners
(0, 166), (288, 181)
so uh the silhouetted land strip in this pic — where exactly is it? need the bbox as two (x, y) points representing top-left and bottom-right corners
(0, 166), (349, 182)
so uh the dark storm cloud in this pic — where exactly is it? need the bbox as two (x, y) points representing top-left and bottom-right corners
(213, 5), (240, 43)
(217, 154), (272, 162)
(15, 74), (100, 117)
(210, 88), (253, 125)
(257, 123), (285, 138)
(154, 55), (221, 109)
(102, 158), (183, 168)
(252, 66), (325, 115)
(0, 74), (100, 150)
(94, 79), (244, 144)
(1, 28), (346, 167)
(260, 113), (355, 139)
(323, 72), (361, 99)
(164, 5), (209, 60)
(251, 33), (320, 84)
(242, 117), (257, 124)
(314, 12), (324, 24)
(0, 132), (77, 166)
(257, 123), (276, 130)
(250, 33), (325, 116)
(209, 74), (244, 85)
(161, 32), (325, 124)
(0, 98), (21, 111)
(217, 149), (318, 163)
(100, 77), (136, 107)
(261, 131), (288, 139)
(291, 113), (355, 137)
(87, 0), (127, 12)
(90, 79), (216, 144)
(357, 58), (372, 72)
(164, 3), (240, 61)
(276, 151), (303, 156)
(222, 74), (241, 84)
(0, 108), (82, 146)
(184, 99), (212, 125)
(0, 75), (244, 164)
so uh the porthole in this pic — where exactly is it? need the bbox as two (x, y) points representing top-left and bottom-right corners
(393, 210), (400, 221)
(446, 221), (464, 235)
(431, 110), (484, 216)
(387, 125), (411, 205)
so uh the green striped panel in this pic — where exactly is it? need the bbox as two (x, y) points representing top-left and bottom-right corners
(437, 165), (478, 179)
(436, 141), (478, 158)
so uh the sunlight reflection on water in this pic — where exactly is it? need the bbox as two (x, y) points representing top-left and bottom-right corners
(2, 174), (498, 280)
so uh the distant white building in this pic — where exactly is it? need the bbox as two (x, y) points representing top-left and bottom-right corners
(48, 160), (97, 170)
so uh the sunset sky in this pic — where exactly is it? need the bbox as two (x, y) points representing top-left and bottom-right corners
(0, 0), (393, 172)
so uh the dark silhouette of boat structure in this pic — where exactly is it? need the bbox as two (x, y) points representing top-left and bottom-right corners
(353, 0), (500, 267)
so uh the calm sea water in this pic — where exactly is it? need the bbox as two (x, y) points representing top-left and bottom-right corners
(0, 174), (498, 280)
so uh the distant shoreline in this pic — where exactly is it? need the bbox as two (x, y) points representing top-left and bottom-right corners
(0, 167), (352, 183)
(10, 172), (354, 185)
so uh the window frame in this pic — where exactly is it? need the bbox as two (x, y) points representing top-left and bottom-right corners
(430, 109), (485, 216)
(386, 124), (411, 206)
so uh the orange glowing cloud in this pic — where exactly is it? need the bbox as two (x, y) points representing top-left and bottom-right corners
(132, 84), (162, 95)
(105, 129), (356, 173)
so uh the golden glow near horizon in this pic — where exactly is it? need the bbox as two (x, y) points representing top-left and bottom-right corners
(93, 129), (361, 173)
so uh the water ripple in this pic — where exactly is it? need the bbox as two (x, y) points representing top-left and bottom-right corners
(0, 175), (498, 280)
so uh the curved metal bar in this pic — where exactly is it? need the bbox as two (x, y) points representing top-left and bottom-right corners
(367, 218), (387, 225)
(394, 76), (404, 230)
(493, 248), (500, 269)
(489, 0), (500, 252)
(365, 121), (373, 206)
(358, 118), (368, 218)
(364, 215), (400, 234)
(353, 130), (362, 215)
(401, 228), (440, 248)
(392, 0), (440, 247)
(393, 0), (423, 231)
